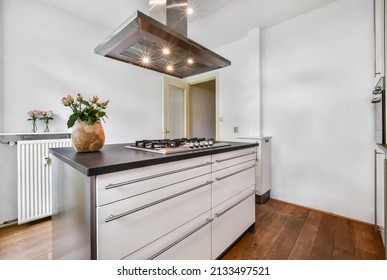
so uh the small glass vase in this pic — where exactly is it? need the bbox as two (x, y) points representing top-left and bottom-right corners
(44, 120), (50, 132)
(31, 120), (37, 133)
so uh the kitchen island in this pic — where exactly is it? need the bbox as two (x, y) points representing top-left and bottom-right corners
(50, 141), (258, 260)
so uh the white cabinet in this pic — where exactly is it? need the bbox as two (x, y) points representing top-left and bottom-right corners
(124, 211), (212, 260)
(212, 148), (256, 207)
(96, 156), (212, 260)
(54, 146), (256, 260)
(237, 136), (272, 204)
(96, 156), (212, 206)
(211, 148), (256, 258)
(212, 148), (256, 172)
(97, 175), (212, 259)
(96, 148), (256, 260)
(375, 146), (386, 245)
(212, 187), (255, 259)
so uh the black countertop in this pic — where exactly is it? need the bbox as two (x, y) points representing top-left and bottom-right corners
(50, 141), (258, 176)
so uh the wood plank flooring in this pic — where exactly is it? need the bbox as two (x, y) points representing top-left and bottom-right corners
(0, 217), (52, 260)
(222, 199), (385, 260)
(0, 199), (384, 260)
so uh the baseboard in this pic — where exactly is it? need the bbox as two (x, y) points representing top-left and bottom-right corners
(0, 218), (17, 228)
(269, 198), (377, 227)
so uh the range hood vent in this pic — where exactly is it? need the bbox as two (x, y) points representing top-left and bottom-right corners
(94, 1), (231, 78)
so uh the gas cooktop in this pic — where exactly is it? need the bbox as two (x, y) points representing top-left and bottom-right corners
(125, 138), (231, 154)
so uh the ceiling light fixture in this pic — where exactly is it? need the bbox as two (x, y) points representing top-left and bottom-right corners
(187, 7), (194, 15)
(162, 48), (170, 55)
(94, 0), (231, 78)
(142, 56), (150, 64)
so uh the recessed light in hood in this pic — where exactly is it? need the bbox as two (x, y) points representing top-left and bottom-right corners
(94, 1), (231, 79)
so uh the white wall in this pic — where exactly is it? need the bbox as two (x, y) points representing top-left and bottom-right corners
(1, 0), (163, 143)
(0, 0), (3, 132)
(262, 0), (375, 222)
(216, 27), (262, 140)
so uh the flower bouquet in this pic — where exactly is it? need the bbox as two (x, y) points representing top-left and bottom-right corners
(61, 93), (109, 152)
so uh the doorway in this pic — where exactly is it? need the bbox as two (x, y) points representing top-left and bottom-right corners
(162, 77), (189, 139)
(162, 75), (217, 139)
(190, 80), (216, 139)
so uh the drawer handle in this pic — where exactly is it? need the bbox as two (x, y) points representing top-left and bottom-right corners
(147, 218), (214, 260)
(215, 164), (256, 181)
(215, 190), (255, 218)
(105, 162), (213, 190)
(105, 180), (213, 223)
(215, 151), (256, 163)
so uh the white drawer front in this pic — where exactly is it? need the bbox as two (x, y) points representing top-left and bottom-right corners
(212, 186), (255, 259)
(96, 155), (212, 206)
(212, 161), (255, 207)
(96, 176), (212, 260)
(123, 211), (212, 260)
(212, 148), (256, 172)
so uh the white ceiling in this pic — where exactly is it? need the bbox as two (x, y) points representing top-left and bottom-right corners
(187, 0), (339, 49)
(36, 0), (339, 50)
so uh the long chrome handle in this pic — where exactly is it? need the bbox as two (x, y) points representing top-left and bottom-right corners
(375, 149), (384, 232)
(215, 151), (256, 163)
(215, 190), (255, 218)
(147, 218), (213, 260)
(215, 164), (256, 182)
(105, 162), (213, 190)
(105, 180), (213, 223)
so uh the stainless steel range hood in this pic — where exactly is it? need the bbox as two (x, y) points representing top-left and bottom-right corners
(94, 0), (231, 78)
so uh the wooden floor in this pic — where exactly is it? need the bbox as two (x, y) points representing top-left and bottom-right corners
(0, 199), (385, 260)
(223, 199), (385, 260)
(0, 217), (52, 260)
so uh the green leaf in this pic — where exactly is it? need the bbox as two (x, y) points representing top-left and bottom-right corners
(81, 100), (90, 106)
(97, 111), (106, 118)
(67, 113), (79, 128)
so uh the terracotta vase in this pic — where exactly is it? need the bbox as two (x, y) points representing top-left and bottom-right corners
(71, 121), (105, 152)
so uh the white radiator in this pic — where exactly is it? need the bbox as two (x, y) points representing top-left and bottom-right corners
(17, 139), (72, 224)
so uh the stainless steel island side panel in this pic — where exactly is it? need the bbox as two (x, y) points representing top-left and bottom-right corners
(51, 155), (96, 260)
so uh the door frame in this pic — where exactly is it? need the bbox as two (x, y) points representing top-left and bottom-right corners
(162, 73), (219, 139)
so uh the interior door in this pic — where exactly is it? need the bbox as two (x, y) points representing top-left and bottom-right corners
(184, 74), (219, 140)
(163, 77), (190, 139)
